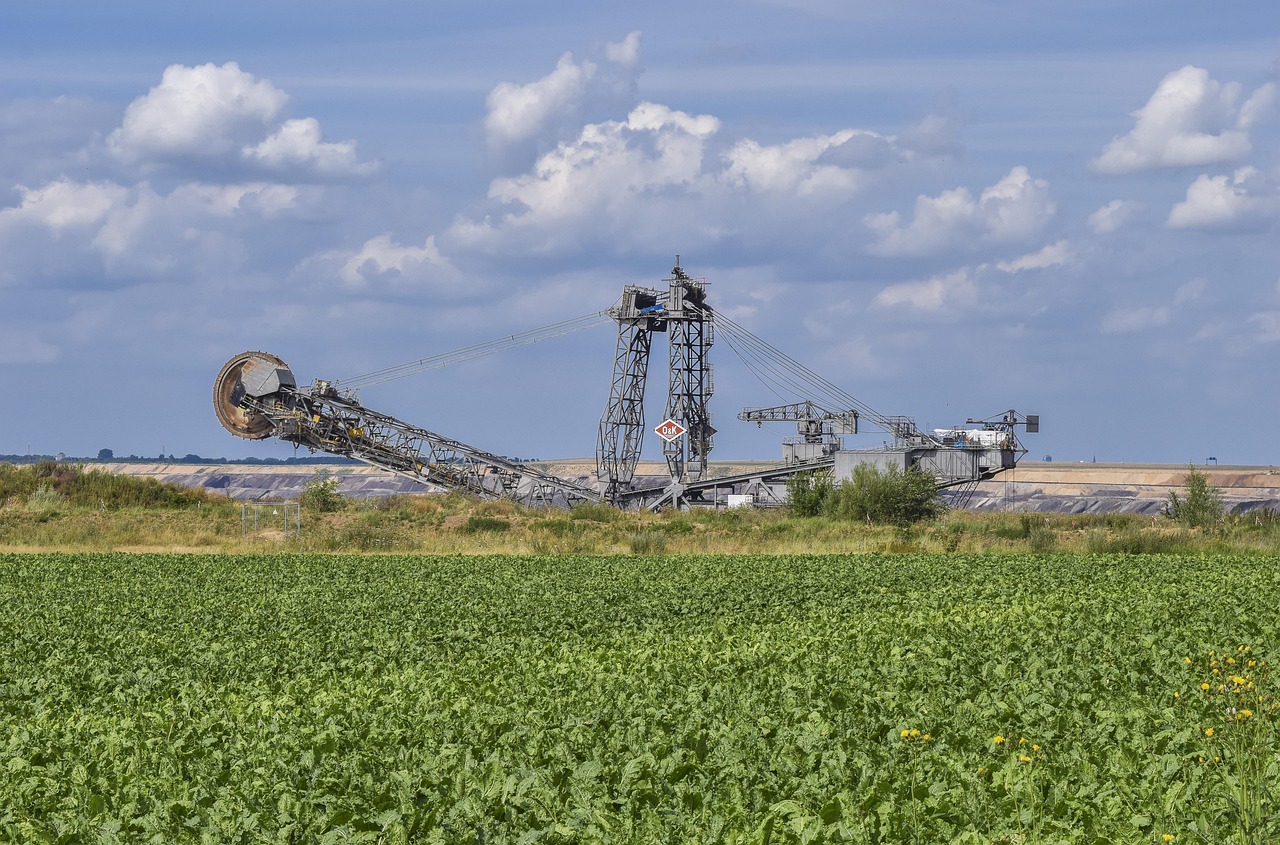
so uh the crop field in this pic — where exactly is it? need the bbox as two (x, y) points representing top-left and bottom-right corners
(2, 552), (1279, 843)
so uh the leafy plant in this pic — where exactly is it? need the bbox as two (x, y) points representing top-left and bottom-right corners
(1167, 464), (1224, 528)
(830, 462), (946, 526)
(299, 470), (345, 513)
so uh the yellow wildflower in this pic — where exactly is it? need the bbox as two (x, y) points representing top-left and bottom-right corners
(1201, 683), (1210, 690)
(910, 729), (920, 737)
(993, 735), (1005, 744)
(1019, 755), (1032, 763)
(1163, 835), (1175, 843)
(1032, 744), (1040, 751)
(1205, 727), (1214, 737)
(901, 730), (910, 738)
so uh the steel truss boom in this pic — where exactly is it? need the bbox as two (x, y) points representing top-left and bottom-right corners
(214, 352), (600, 508)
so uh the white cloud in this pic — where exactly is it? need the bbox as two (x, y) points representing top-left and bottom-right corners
(865, 166), (1054, 257)
(484, 31), (644, 149)
(1087, 199), (1142, 234)
(0, 179), (127, 230)
(1167, 167), (1276, 228)
(452, 102), (720, 251)
(108, 62), (287, 163)
(996, 239), (1071, 273)
(605, 31), (642, 66)
(1101, 305), (1172, 333)
(244, 118), (378, 177)
(723, 129), (884, 197)
(106, 62), (374, 179)
(485, 53), (598, 148)
(1092, 66), (1276, 174)
(873, 269), (977, 311)
(333, 234), (452, 288)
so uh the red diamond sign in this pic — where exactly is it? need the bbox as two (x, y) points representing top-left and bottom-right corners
(654, 418), (687, 442)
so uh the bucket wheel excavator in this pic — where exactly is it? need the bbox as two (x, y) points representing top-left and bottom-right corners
(214, 260), (1035, 510)
(213, 350), (601, 508)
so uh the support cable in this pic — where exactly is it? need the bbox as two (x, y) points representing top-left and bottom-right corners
(336, 310), (613, 390)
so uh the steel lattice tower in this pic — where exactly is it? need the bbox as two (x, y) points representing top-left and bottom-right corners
(662, 266), (714, 484)
(596, 263), (714, 504)
(595, 285), (664, 499)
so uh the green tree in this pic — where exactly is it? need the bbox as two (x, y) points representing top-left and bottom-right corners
(786, 470), (835, 517)
(830, 462), (945, 527)
(1166, 464), (1223, 528)
(300, 470), (345, 513)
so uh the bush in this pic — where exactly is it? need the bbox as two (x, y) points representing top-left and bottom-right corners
(786, 471), (835, 517)
(1166, 464), (1223, 528)
(830, 463), (946, 527)
(628, 530), (668, 554)
(299, 471), (345, 513)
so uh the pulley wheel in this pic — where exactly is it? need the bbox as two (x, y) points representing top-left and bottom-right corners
(213, 351), (289, 439)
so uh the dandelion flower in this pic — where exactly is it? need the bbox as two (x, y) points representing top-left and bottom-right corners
(993, 735), (1005, 744)
(1205, 727), (1214, 737)
(1019, 754), (1032, 763)
(1163, 835), (1176, 842)
(910, 729), (920, 737)
(901, 730), (910, 738)
(1201, 683), (1210, 690)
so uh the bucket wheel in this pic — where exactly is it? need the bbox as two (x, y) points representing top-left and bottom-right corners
(213, 351), (289, 439)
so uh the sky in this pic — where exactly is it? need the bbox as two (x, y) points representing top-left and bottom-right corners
(2, 1), (1278, 466)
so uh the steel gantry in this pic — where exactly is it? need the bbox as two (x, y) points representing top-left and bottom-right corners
(595, 261), (714, 505)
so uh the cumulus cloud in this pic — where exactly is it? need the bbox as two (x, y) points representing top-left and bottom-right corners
(106, 62), (375, 179)
(1167, 167), (1277, 228)
(244, 118), (378, 177)
(996, 240), (1071, 273)
(484, 31), (643, 149)
(864, 166), (1054, 257)
(1092, 66), (1276, 174)
(1087, 199), (1142, 234)
(0, 179), (126, 231)
(332, 234), (452, 288)
(724, 130), (888, 197)
(451, 102), (720, 252)
(873, 269), (977, 311)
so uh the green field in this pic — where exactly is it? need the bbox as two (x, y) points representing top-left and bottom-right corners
(2, 552), (1278, 843)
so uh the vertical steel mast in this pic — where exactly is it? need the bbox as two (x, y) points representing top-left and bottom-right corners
(596, 285), (666, 499)
(596, 260), (715, 506)
(662, 262), (714, 486)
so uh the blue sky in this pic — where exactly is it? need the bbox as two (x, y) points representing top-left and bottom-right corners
(2, 1), (1278, 465)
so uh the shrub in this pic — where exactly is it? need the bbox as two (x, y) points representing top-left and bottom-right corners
(786, 471), (835, 517)
(829, 463), (946, 527)
(1166, 464), (1223, 528)
(299, 471), (345, 513)
(628, 530), (668, 554)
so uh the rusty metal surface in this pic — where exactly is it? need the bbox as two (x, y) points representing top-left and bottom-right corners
(213, 351), (291, 440)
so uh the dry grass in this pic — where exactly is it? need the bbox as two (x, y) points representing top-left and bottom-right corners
(4, 462), (1278, 555)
